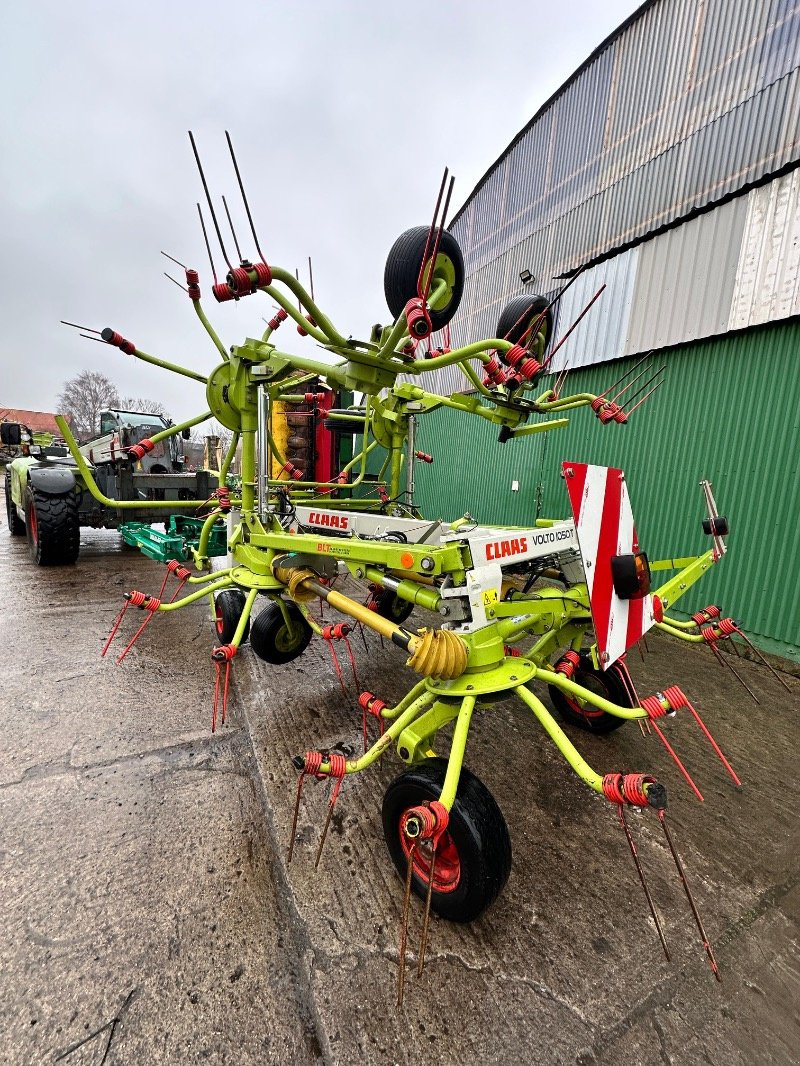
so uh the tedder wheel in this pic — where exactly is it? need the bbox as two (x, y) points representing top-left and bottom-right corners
(214, 589), (250, 645)
(382, 757), (512, 923)
(5, 473), (25, 536)
(547, 652), (632, 734)
(24, 485), (79, 566)
(373, 588), (415, 625)
(496, 294), (553, 354)
(250, 601), (313, 664)
(384, 226), (464, 332)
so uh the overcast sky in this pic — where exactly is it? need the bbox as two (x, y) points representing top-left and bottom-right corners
(1, 0), (638, 426)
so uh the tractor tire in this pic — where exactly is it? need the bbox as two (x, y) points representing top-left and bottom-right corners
(496, 294), (553, 353)
(24, 485), (79, 565)
(382, 758), (512, 923)
(384, 226), (464, 332)
(5, 473), (25, 536)
(214, 589), (250, 645)
(373, 588), (415, 625)
(250, 602), (313, 664)
(547, 653), (631, 734)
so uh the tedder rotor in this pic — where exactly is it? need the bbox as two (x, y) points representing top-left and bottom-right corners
(55, 134), (770, 1003)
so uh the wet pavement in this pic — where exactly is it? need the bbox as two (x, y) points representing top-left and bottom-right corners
(1, 508), (799, 1064)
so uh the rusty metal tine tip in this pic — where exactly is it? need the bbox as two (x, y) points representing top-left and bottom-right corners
(160, 250), (187, 269)
(61, 320), (99, 333)
(164, 272), (188, 293)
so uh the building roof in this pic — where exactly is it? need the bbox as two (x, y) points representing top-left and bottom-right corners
(0, 408), (72, 435)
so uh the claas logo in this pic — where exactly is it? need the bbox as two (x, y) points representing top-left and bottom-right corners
(308, 511), (349, 530)
(485, 536), (528, 561)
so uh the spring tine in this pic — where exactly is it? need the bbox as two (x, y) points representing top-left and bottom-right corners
(116, 610), (157, 665)
(624, 379), (665, 418)
(711, 645), (760, 703)
(164, 272), (189, 293)
(618, 806), (670, 959)
(648, 718), (704, 801)
(418, 168), (449, 297)
(608, 362), (655, 404)
(542, 285), (606, 370)
(658, 811), (721, 981)
(736, 629), (792, 691)
(552, 356), (571, 396)
(308, 256), (315, 302)
(225, 130), (269, 266)
(637, 639), (646, 662)
(397, 842), (416, 1008)
(61, 320), (100, 333)
(642, 634), (650, 654)
(188, 131), (234, 272)
(597, 351), (654, 399)
(79, 334), (107, 343)
(618, 366), (666, 409)
(287, 772), (306, 864)
(197, 203), (219, 284)
(101, 601), (129, 657)
(516, 263), (591, 348)
(422, 174), (455, 304)
(160, 250), (187, 270)
(684, 703), (741, 787)
(314, 794), (336, 870)
(221, 196), (243, 262)
(417, 843), (437, 977)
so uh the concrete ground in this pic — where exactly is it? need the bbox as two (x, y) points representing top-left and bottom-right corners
(1, 514), (799, 1064)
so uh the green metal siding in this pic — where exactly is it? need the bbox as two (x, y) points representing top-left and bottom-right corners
(414, 319), (800, 662)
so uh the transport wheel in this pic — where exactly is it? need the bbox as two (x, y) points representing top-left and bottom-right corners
(496, 294), (553, 353)
(5, 474), (25, 535)
(382, 757), (512, 923)
(373, 588), (415, 625)
(250, 602), (312, 664)
(547, 653), (631, 733)
(384, 226), (464, 331)
(24, 485), (79, 565)
(213, 589), (250, 645)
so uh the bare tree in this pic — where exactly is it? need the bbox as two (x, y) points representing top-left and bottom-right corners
(119, 397), (172, 419)
(57, 371), (120, 438)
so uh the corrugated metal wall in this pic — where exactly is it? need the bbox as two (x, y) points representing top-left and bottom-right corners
(414, 318), (800, 662)
(448, 0), (800, 350)
(415, 165), (800, 390)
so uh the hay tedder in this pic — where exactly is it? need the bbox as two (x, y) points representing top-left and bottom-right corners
(56, 134), (783, 1001)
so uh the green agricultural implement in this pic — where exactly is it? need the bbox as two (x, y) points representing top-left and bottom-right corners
(57, 135), (780, 1000)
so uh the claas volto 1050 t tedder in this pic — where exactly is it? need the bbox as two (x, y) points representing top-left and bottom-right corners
(52, 133), (785, 1003)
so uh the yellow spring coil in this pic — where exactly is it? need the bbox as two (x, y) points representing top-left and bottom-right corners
(406, 628), (468, 680)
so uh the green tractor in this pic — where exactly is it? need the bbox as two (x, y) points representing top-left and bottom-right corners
(2, 412), (219, 566)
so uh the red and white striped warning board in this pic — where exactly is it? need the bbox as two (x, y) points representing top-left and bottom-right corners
(563, 462), (656, 669)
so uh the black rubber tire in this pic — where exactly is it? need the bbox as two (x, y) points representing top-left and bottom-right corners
(382, 758), (512, 923)
(547, 652), (631, 733)
(250, 601), (312, 664)
(214, 589), (250, 645)
(24, 485), (80, 565)
(5, 473), (25, 536)
(374, 588), (415, 625)
(496, 294), (553, 353)
(384, 226), (464, 331)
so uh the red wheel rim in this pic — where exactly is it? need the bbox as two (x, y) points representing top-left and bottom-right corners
(215, 605), (224, 635)
(399, 820), (461, 893)
(564, 670), (610, 720)
(29, 502), (38, 545)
